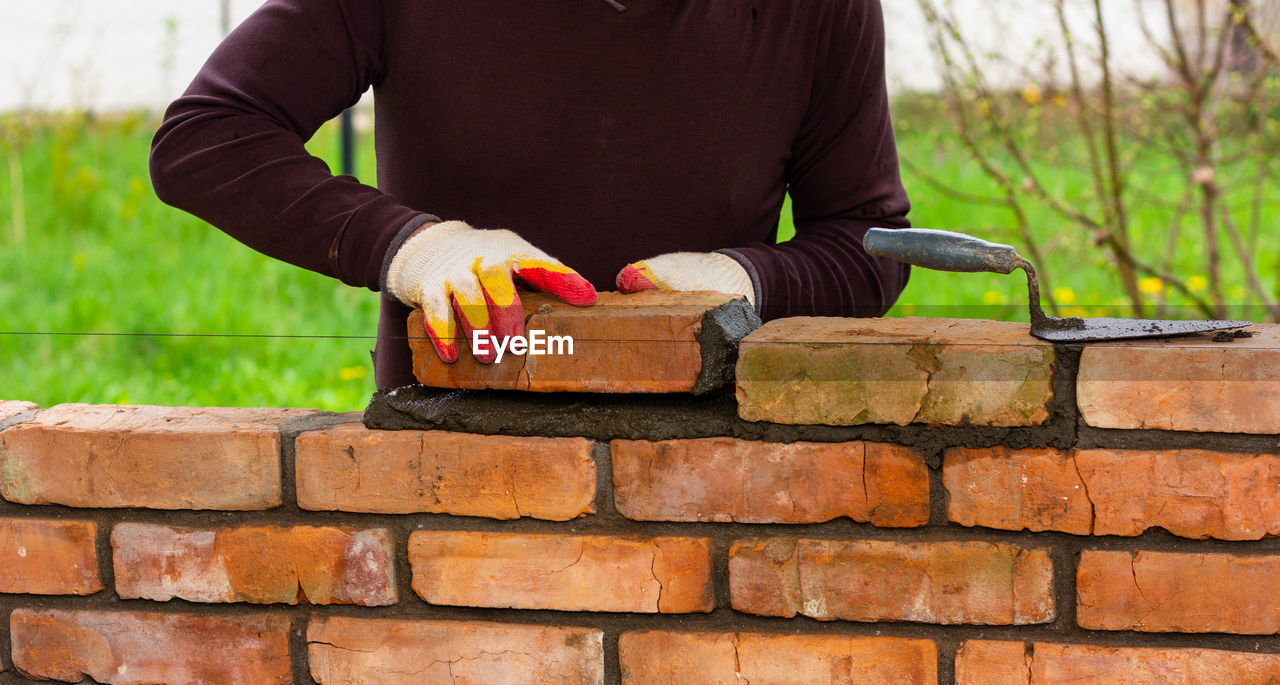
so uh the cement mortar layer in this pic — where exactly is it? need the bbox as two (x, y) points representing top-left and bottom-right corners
(366, 337), (1278, 456)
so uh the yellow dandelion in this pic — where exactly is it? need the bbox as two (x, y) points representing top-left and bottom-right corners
(1053, 287), (1076, 305)
(982, 290), (1004, 305)
(1020, 83), (1043, 106)
(338, 366), (367, 381)
(1052, 93), (1069, 107)
(1061, 306), (1091, 318)
(1187, 275), (1208, 292)
(1138, 277), (1164, 294)
(1229, 285), (1247, 299)
(977, 99), (991, 116)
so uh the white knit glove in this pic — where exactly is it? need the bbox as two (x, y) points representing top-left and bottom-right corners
(616, 252), (756, 306)
(386, 220), (597, 363)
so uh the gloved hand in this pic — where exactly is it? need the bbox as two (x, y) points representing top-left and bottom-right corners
(616, 252), (756, 306)
(386, 220), (597, 363)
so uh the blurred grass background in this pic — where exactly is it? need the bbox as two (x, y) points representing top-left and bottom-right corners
(1, 101), (1274, 410)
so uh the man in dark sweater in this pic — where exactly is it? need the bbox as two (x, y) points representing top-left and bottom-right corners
(150, 0), (911, 389)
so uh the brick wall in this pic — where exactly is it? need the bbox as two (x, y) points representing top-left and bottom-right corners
(2, 296), (1278, 684)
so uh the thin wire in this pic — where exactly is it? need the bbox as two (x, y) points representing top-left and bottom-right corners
(0, 330), (1262, 349)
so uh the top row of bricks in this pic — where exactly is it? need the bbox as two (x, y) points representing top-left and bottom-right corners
(410, 291), (1280, 435)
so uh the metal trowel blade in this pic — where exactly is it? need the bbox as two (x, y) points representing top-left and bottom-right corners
(1031, 318), (1252, 342)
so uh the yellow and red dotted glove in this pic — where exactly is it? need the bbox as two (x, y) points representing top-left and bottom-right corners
(616, 252), (756, 306)
(385, 220), (597, 363)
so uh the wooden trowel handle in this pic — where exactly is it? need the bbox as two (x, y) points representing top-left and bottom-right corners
(864, 228), (1025, 275)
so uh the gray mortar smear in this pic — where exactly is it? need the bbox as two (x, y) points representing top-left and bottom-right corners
(691, 297), (763, 395)
(365, 344), (1084, 464)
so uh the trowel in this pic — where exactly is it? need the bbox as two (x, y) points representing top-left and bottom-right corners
(863, 227), (1251, 342)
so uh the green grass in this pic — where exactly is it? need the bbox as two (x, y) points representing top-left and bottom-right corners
(1, 103), (1276, 410)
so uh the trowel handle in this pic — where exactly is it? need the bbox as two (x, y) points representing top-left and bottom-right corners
(864, 228), (1024, 275)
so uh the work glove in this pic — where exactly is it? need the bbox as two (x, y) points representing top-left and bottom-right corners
(616, 252), (756, 306)
(385, 220), (597, 363)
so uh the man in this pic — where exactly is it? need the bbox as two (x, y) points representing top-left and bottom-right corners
(151, 0), (910, 390)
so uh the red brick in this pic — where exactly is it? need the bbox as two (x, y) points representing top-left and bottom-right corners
(412, 290), (747, 393)
(947, 447), (1280, 540)
(409, 531), (713, 613)
(737, 317), (1054, 427)
(0, 401), (37, 423)
(1077, 448), (1280, 540)
(0, 519), (101, 595)
(612, 438), (928, 526)
(1078, 324), (1280, 433)
(296, 423), (595, 519)
(112, 523), (395, 605)
(308, 617), (603, 684)
(945, 447), (1093, 535)
(730, 538), (1054, 625)
(1031, 643), (1280, 684)
(955, 641), (1030, 685)
(0, 519), (99, 594)
(10, 609), (291, 684)
(0, 404), (308, 509)
(619, 631), (936, 684)
(1078, 549), (1280, 634)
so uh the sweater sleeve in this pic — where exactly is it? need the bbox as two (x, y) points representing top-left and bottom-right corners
(149, 0), (428, 291)
(719, 0), (911, 320)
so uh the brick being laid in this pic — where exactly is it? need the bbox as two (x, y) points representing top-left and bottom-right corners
(409, 289), (759, 393)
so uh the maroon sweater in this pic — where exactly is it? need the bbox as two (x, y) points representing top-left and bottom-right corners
(150, 0), (911, 389)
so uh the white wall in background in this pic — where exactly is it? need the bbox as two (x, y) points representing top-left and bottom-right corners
(0, 0), (1260, 113)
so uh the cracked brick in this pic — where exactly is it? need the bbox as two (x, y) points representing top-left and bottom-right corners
(0, 519), (102, 595)
(736, 317), (1054, 426)
(1077, 549), (1280, 634)
(619, 631), (936, 684)
(1031, 643), (1280, 683)
(296, 423), (595, 519)
(944, 447), (1093, 535)
(112, 523), (396, 606)
(1078, 324), (1280, 433)
(612, 438), (928, 526)
(408, 531), (713, 613)
(308, 617), (603, 684)
(0, 404), (309, 509)
(10, 609), (291, 685)
(730, 538), (1055, 625)
(945, 447), (1280, 540)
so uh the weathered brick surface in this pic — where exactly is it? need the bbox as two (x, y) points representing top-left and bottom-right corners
(10, 609), (292, 685)
(409, 531), (713, 613)
(730, 538), (1054, 625)
(1031, 643), (1280, 684)
(619, 631), (937, 684)
(947, 447), (1280, 540)
(1078, 324), (1280, 433)
(296, 423), (595, 519)
(945, 447), (1093, 535)
(112, 523), (396, 605)
(1078, 550), (1280, 634)
(737, 317), (1054, 426)
(612, 438), (928, 526)
(0, 404), (305, 509)
(412, 290), (749, 393)
(955, 641), (1031, 685)
(308, 617), (604, 684)
(0, 519), (101, 595)
(0, 400), (36, 423)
